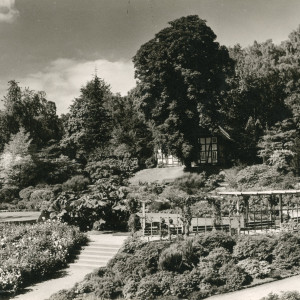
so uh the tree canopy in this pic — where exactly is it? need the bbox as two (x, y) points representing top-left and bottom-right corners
(133, 15), (233, 166)
(0, 80), (62, 151)
(61, 75), (112, 161)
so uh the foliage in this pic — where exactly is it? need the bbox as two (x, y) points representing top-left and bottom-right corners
(85, 157), (139, 185)
(36, 146), (83, 185)
(0, 128), (37, 189)
(46, 231), (300, 300)
(261, 291), (300, 300)
(128, 213), (141, 234)
(0, 80), (62, 150)
(233, 235), (276, 263)
(0, 221), (87, 294)
(62, 175), (90, 192)
(158, 243), (184, 272)
(133, 15), (233, 166)
(108, 90), (154, 168)
(172, 173), (207, 194)
(258, 119), (299, 174)
(0, 185), (19, 203)
(232, 164), (298, 190)
(272, 232), (300, 270)
(237, 258), (273, 279)
(61, 75), (112, 161)
(193, 231), (236, 254)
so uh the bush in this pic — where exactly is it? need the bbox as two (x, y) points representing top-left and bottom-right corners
(233, 235), (276, 263)
(62, 175), (90, 192)
(0, 221), (87, 294)
(193, 231), (236, 254)
(237, 258), (272, 279)
(173, 173), (207, 194)
(272, 233), (300, 269)
(261, 291), (300, 300)
(158, 244), (184, 272)
(234, 164), (297, 190)
(203, 247), (232, 269)
(219, 261), (252, 292)
(0, 185), (19, 203)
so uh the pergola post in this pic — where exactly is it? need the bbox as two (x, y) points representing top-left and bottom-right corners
(243, 196), (249, 225)
(279, 194), (283, 225)
(142, 201), (146, 236)
(237, 196), (241, 235)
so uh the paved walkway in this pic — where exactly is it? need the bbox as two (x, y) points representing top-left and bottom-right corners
(6, 233), (127, 300)
(206, 275), (300, 300)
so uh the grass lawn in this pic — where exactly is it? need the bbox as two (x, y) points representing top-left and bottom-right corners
(129, 166), (187, 184)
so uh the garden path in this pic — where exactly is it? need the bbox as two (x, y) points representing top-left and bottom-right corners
(7, 233), (127, 300)
(205, 275), (300, 300)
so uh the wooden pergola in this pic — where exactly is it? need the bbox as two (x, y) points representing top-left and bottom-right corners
(218, 190), (300, 234)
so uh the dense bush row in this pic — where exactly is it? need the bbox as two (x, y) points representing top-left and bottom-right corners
(49, 231), (300, 300)
(0, 221), (87, 295)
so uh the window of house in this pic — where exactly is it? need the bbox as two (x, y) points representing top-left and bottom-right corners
(198, 137), (218, 164)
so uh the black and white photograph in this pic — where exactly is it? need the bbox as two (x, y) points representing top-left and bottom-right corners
(1, 1), (300, 299)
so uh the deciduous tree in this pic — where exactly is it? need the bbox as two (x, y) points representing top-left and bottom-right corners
(133, 15), (233, 166)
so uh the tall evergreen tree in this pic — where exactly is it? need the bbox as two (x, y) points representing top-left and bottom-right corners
(61, 75), (112, 161)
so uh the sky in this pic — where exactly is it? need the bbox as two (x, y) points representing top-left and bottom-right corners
(1, 0), (300, 115)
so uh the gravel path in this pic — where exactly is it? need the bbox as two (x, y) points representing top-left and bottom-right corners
(206, 275), (300, 300)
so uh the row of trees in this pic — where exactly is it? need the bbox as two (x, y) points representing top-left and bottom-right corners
(0, 14), (300, 220)
(133, 15), (300, 172)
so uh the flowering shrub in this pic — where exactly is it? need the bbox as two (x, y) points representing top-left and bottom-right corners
(0, 221), (87, 294)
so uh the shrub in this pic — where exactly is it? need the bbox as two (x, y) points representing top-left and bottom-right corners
(158, 244), (184, 272)
(170, 271), (202, 298)
(0, 185), (19, 203)
(203, 247), (232, 269)
(193, 231), (236, 254)
(119, 237), (147, 254)
(219, 261), (252, 292)
(173, 173), (207, 194)
(135, 276), (162, 299)
(234, 164), (297, 190)
(48, 289), (77, 300)
(233, 235), (276, 263)
(149, 200), (171, 212)
(0, 221), (87, 294)
(261, 291), (300, 300)
(62, 175), (90, 192)
(272, 233), (300, 269)
(237, 258), (273, 279)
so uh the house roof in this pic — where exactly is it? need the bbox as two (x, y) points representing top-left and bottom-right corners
(218, 126), (233, 141)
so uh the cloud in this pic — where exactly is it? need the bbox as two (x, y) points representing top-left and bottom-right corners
(0, 0), (19, 23)
(19, 58), (136, 115)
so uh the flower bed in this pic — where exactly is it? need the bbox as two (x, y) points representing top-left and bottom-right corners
(0, 220), (87, 295)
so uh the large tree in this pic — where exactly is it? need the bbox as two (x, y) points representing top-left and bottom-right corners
(108, 87), (154, 167)
(0, 80), (62, 150)
(133, 15), (233, 166)
(61, 75), (112, 161)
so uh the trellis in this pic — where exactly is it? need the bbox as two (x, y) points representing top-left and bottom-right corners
(140, 190), (300, 237)
(218, 190), (300, 234)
